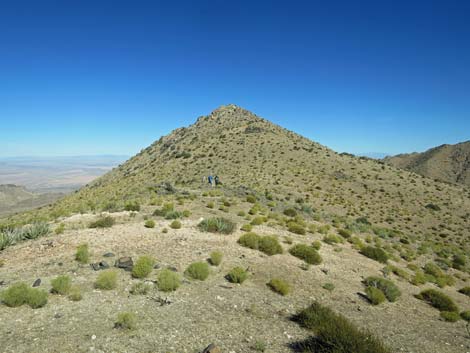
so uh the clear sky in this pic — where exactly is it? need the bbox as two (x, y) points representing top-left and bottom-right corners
(1, 0), (469, 157)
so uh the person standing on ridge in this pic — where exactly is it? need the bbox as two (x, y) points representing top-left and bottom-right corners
(208, 175), (213, 187)
(215, 175), (220, 186)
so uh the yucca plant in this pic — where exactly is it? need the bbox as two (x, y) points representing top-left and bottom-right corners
(21, 222), (50, 240)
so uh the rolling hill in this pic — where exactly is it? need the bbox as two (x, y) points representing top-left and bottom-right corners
(383, 141), (470, 187)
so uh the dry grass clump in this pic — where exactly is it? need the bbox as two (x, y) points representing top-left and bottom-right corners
(89, 216), (115, 228)
(227, 267), (248, 284)
(289, 244), (322, 265)
(51, 275), (72, 295)
(95, 270), (118, 290)
(1, 282), (48, 309)
(185, 262), (210, 280)
(75, 243), (90, 264)
(267, 278), (290, 295)
(157, 269), (181, 291)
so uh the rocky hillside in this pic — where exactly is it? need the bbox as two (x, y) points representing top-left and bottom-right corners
(383, 141), (470, 187)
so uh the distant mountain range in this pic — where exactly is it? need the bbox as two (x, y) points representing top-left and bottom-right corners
(383, 141), (470, 187)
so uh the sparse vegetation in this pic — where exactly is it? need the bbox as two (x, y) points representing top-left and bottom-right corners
(144, 219), (155, 228)
(130, 282), (152, 295)
(157, 269), (181, 291)
(170, 220), (181, 229)
(363, 277), (401, 302)
(75, 243), (90, 264)
(1, 282), (47, 309)
(89, 216), (115, 228)
(227, 267), (248, 283)
(360, 246), (389, 263)
(115, 312), (137, 330)
(289, 244), (322, 265)
(95, 270), (118, 290)
(416, 289), (458, 312)
(132, 256), (155, 278)
(258, 236), (283, 255)
(198, 217), (235, 234)
(68, 286), (83, 301)
(185, 262), (209, 280)
(209, 251), (223, 266)
(366, 286), (386, 305)
(267, 278), (290, 295)
(51, 275), (72, 295)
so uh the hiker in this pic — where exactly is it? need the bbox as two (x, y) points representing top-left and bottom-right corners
(208, 175), (213, 187)
(214, 175), (220, 186)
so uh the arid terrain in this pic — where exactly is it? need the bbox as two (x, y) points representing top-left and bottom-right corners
(1, 105), (469, 353)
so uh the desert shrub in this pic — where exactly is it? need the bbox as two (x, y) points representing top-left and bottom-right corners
(0, 230), (16, 250)
(170, 220), (181, 229)
(416, 289), (458, 312)
(162, 228), (168, 233)
(240, 224), (253, 232)
(75, 243), (90, 264)
(55, 223), (65, 235)
(95, 270), (118, 290)
(440, 311), (460, 322)
(89, 216), (115, 228)
(452, 254), (467, 270)
(144, 220), (155, 228)
(253, 341), (266, 352)
(51, 275), (72, 295)
(425, 203), (441, 211)
(1, 282), (30, 307)
(289, 244), (322, 265)
(259, 236), (283, 255)
(26, 288), (48, 308)
(360, 246), (388, 263)
(311, 240), (321, 250)
(317, 224), (330, 234)
(323, 234), (343, 245)
(164, 210), (182, 219)
(283, 208), (297, 217)
(424, 262), (444, 277)
(157, 269), (181, 291)
(460, 311), (470, 321)
(198, 217), (235, 234)
(458, 287), (470, 297)
(130, 282), (152, 295)
(185, 262), (209, 280)
(363, 277), (401, 302)
(124, 201), (140, 212)
(411, 270), (427, 285)
(182, 210), (191, 217)
(268, 278), (290, 295)
(322, 283), (335, 291)
(238, 232), (260, 249)
(246, 195), (257, 203)
(365, 286), (386, 305)
(209, 251), (223, 266)
(227, 267), (248, 283)
(1, 283), (47, 309)
(338, 228), (352, 239)
(285, 222), (305, 235)
(250, 216), (266, 225)
(68, 286), (83, 301)
(293, 302), (391, 353)
(22, 222), (50, 239)
(115, 312), (136, 330)
(385, 265), (410, 280)
(132, 256), (155, 279)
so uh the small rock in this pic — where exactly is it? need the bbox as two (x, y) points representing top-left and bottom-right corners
(202, 343), (221, 353)
(0, 281), (5, 286)
(153, 264), (161, 269)
(58, 262), (63, 267)
(103, 252), (115, 257)
(99, 261), (109, 269)
(54, 313), (63, 319)
(90, 263), (101, 271)
(115, 257), (133, 271)
(167, 266), (178, 272)
(321, 268), (329, 275)
(91, 335), (96, 340)
(32, 279), (41, 287)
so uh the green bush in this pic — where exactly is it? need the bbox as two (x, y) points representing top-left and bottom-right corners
(338, 228), (352, 239)
(89, 216), (115, 228)
(115, 312), (136, 330)
(95, 270), (118, 290)
(130, 282), (152, 295)
(75, 243), (90, 264)
(51, 275), (72, 295)
(132, 256), (155, 279)
(258, 236), (283, 255)
(363, 277), (401, 302)
(365, 286), (386, 305)
(360, 246), (388, 263)
(144, 220), (155, 228)
(164, 210), (183, 219)
(206, 201), (214, 209)
(209, 251), (223, 266)
(170, 220), (181, 229)
(198, 217), (236, 234)
(22, 222), (50, 240)
(283, 208), (297, 217)
(311, 240), (321, 250)
(416, 289), (458, 312)
(287, 222), (306, 235)
(124, 201), (140, 212)
(289, 244), (322, 265)
(1, 282), (47, 309)
(411, 270), (427, 286)
(26, 288), (48, 308)
(227, 267), (248, 284)
(268, 278), (290, 295)
(440, 311), (460, 322)
(240, 223), (253, 232)
(68, 286), (83, 301)
(153, 203), (174, 216)
(185, 262), (209, 280)
(293, 302), (391, 353)
(460, 311), (470, 321)
(250, 216), (266, 225)
(157, 269), (181, 291)
(452, 254), (467, 270)
(458, 287), (470, 297)
(238, 232), (260, 249)
(55, 223), (65, 235)
(323, 234), (343, 245)
(246, 195), (257, 203)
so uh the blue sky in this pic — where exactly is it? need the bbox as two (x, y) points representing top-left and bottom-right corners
(1, 0), (469, 157)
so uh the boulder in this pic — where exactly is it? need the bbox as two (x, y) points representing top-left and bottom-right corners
(115, 257), (133, 271)
(32, 278), (41, 287)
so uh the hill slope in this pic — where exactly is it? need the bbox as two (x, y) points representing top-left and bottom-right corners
(383, 141), (470, 186)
